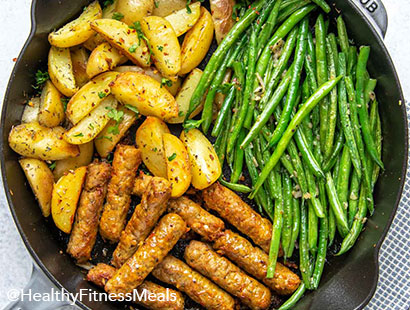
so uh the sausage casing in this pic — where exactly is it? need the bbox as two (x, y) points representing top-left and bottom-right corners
(152, 255), (235, 310)
(112, 177), (172, 267)
(202, 182), (272, 252)
(213, 230), (300, 295)
(168, 196), (225, 241)
(87, 263), (184, 310)
(67, 162), (111, 262)
(105, 213), (187, 295)
(184, 240), (271, 310)
(99, 145), (141, 242)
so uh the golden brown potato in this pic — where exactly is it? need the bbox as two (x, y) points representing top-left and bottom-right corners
(9, 122), (79, 161)
(48, 1), (102, 48)
(210, 0), (236, 44)
(71, 46), (90, 88)
(163, 133), (191, 197)
(135, 117), (170, 177)
(86, 43), (128, 78)
(51, 166), (87, 234)
(48, 47), (78, 97)
(180, 129), (221, 190)
(179, 7), (214, 75)
(64, 95), (118, 145)
(21, 97), (40, 123)
(102, 0), (118, 18)
(83, 32), (106, 51)
(116, 0), (154, 25)
(110, 72), (179, 121)
(53, 142), (94, 181)
(152, 0), (186, 17)
(38, 80), (65, 127)
(164, 2), (201, 37)
(141, 16), (181, 79)
(95, 106), (138, 158)
(19, 158), (54, 217)
(91, 19), (151, 67)
(66, 71), (119, 125)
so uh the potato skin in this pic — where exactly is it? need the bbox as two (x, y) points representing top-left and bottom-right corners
(210, 0), (236, 44)
(180, 7), (214, 75)
(39, 80), (65, 127)
(86, 42), (128, 78)
(164, 2), (201, 37)
(116, 0), (154, 25)
(110, 72), (179, 121)
(9, 122), (79, 161)
(152, 0), (186, 17)
(19, 158), (54, 217)
(48, 47), (78, 97)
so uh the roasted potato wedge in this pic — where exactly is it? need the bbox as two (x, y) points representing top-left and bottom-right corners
(110, 72), (178, 121)
(71, 46), (90, 87)
(9, 122), (79, 161)
(64, 95), (118, 145)
(114, 66), (181, 96)
(39, 80), (65, 127)
(141, 16), (181, 79)
(152, 0), (186, 17)
(19, 158), (54, 217)
(91, 19), (151, 67)
(86, 43), (128, 78)
(168, 68), (203, 123)
(180, 7), (214, 75)
(210, 0), (236, 44)
(165, 2), (201, 37)
(66, 71), (119, 125)
(102, 0), (118, 18)
(48, 1), (102, 48)
(48, 47), (78, 97)
(180, 128), (221, 190)
(116, 0), (154, 25)
(135, 117), (170, 177)
(53, 142), (94, 181)
(51, 166), (87, 234)
(95, 106), (138, 157)
(22, 97), (40, 123)
(163, 133), (191, 197)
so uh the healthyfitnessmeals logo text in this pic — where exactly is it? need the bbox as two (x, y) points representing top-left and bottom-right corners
(7, 287), (178, 305)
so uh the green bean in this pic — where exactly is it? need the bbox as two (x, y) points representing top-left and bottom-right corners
(348, 171), (360, 227)
(281, 153), (296, 177)
(218, 178), (252, 193)
(277, 0), (312, 24)
(356, 46), (384, 168)
(232, 61), (245, 87)
(227, 35), (248, 68)
(322, 131), (344, 172)
(328, 31), (339, 68)
(308, 201), (318, 253)
(301, 79), (314, 145)
(280, 0), (310, 10)
(288, 197), (301, 257)
(260, 135), (281, 199)
(278, 283), (306, 310)
(185, 0), (266, 120)
(337, 146), (352, 218)
(305, 161), (325, 218)
(365, 78), (377, 109)
(312, 0), (331, 13)
(254, 0), (277, 34)
(282, 174), (293, 258)
(337, 16), (350, 66)
(212, 86), (236, 137)
(250, 76), (343, 198)
(372, 101), (382, 186)
(231, 129), (246, 183)
(257, 0), (282, 52)
(307, 30), (317, 76)
(311, 214), (328, 289)
(336, 184), (368, 255)
(348, 45), (357, 77)
(299, 199), (312, 287)
(305, 53), (319, 95)
(295, 127), (325, 178)
(214, 110), (232, 166)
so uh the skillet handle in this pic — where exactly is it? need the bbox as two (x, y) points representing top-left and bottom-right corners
(4, 265), (73, 310)
(350, 0), (388, 38)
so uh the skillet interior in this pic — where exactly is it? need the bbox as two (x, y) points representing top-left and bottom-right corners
(0, 1), (407, 309)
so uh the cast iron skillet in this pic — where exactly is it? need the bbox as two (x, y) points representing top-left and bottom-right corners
(1, 0), (407, 309)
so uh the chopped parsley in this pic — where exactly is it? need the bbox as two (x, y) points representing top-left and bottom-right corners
(98, 91), (107, 99)
(178, 111), (184, 117)
(74, 133), (84, 137)
(186, 0), (192, 13)
(168, 153), (177, 161)
(129, 22), (153, 55)
(157, 45), (163, 51)
(183, 119), (203, 131)
(103, 0), (114, 8)
(160, 78), (173, 88)
(48, 162), (56, 171)
(61, 97), (69, 111)
(128, 44), (138, 53)
(154, 1), (159, 8)
(106, 106), (124, 135)
(32, 70), (49, 92)
(88, 123), (94, 130)
(112, 12), (124, 21)
(125, 104), (139, 116)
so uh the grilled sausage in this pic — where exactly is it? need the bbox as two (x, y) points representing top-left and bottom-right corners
(105, 213), (187, 295)
(152, 255), (235, 310)
(99, 145), (142, 242)
(202, 182), (272, 252)
(133, 171), (154, 196)
(213, 230), (300, 295)
(167, 196), (225, 241)
(112, 177), (172, 267)
(184, 240), (271, 310)
(67, 162), (111, 262)
(87, 263), (184, 310)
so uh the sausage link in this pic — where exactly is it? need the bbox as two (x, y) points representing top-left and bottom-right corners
(152, 255), (235, 310)
(213, 230), (300, 295)
(99, 145), (142, 242)
(184, 240), (271, 310)
(202, 182), (272, 252)
(168, 196), (225, 241)
(105, 213), (187, 295)
(67, 162), (111, 262)
(87, 263), (184, 310)
(112, 177), (172, 267)
(133, 171), (154, 196)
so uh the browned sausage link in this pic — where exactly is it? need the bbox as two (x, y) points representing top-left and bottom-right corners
(112, 177), (172, 267)
(99, 145), (142, 242)
(213, 230), (300, 295)
(184, 241), (271, 310)
(133, 171), (154, 196)
(67, 162), (111, 262)
(202, 182), (272, 252)
(152, 255), (236, 310)
(168, 196), (225, 241)
(105, 213), (187, 295)
(87, 263), (184, 310)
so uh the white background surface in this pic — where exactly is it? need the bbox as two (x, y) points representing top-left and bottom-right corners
(0, 0), (409, 308)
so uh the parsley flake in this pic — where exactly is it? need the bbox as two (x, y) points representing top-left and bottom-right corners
(103, 0), (114, 8)
(74, 133), (84, 137)
(157, 45), (164, 51)
(129, 44), (138, 53)
(125, 104), (139, 115)
(48, 162), (56, 171)
(168, 153), (177, 161)
(98, 91), (107, 99)
(106, 106), (124, 136)
(112, 12), (124, 21)
(61, 97), (69, 111)
(183, 119), (203, 131)
(160, 78), (173, 88)
(129, 22), (153, 55)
